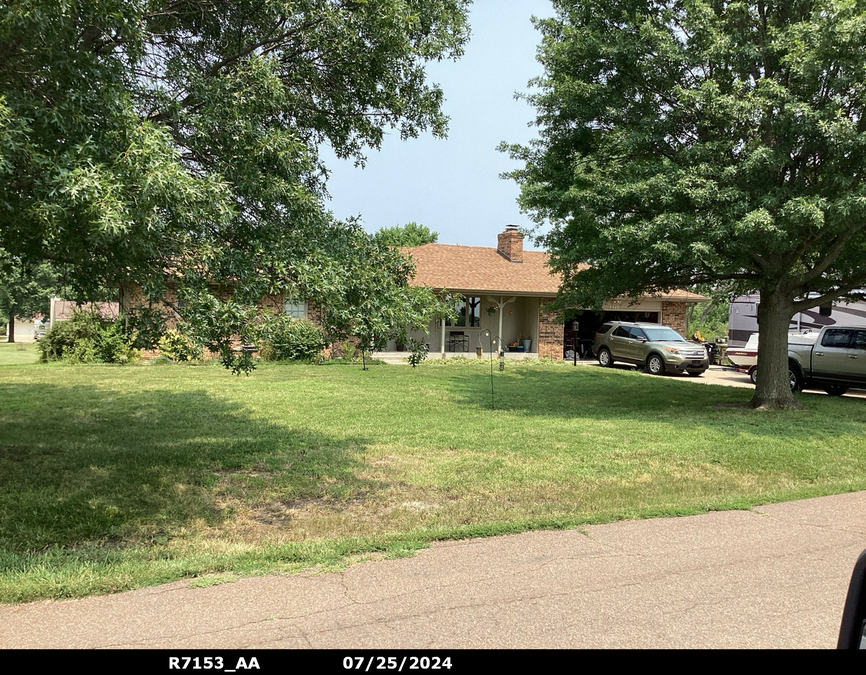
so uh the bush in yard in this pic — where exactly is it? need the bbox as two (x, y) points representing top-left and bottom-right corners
(158, 328), (204, 362)
(407, 338), (428, 368)
(39, 312), (138, 364)
(258, 316), (327, 362)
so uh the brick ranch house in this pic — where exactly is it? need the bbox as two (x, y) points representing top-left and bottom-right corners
(392, 226), (708, 360)
(119, 226), (706, 360)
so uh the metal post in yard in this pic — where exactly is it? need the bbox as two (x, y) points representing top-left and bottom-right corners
(483, 329), (496, 410)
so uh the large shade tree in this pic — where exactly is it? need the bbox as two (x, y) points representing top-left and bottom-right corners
(0, 0), (470, 369)
(504, 0), (866, 408)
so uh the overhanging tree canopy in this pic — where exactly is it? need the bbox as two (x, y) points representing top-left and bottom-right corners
(0, 0), (470, 368)
(504, 0), (866, 408)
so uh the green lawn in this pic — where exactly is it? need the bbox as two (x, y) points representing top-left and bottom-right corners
(1, 358), (865, 602)
(0, 342), (39, 366)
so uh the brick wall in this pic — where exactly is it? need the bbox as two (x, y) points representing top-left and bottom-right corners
(119, 282), (180, 330)
(306, 302), (324, 326)
(122, 283), (355, 362)
(538, 298), (564, 359)
(662, 301), (687, 336)
(496, 227), (524, 262)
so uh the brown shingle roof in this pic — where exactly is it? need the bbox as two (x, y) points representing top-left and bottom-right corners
(403, 244), (566, 296)
(403, 242), (710, 303)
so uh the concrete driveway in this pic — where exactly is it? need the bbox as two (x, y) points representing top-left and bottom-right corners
(597, 361), (866, 398)
(594, 361), (755, 388)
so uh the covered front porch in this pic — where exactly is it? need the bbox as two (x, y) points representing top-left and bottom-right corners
(386, 294), (544, 358)
(373, 349), (539, 364)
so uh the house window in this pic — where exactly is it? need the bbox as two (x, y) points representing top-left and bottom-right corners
(284, 297), (307, 319)
(446, 296), (480, 327)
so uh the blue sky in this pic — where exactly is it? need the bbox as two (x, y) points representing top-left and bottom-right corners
(322, 0), (555, 250)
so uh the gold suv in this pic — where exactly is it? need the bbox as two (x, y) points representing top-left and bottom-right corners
(593, 321), (709, 376)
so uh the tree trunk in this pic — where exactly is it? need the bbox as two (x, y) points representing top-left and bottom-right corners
(749, 287), (799, 409)
(6, 314), (13, 343)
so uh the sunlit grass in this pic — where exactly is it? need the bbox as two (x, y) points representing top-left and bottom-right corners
(0, 342), (39, 366)
(1, 359), (865, 602)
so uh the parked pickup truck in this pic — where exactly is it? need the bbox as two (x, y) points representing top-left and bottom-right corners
(785, 326), (866, 395)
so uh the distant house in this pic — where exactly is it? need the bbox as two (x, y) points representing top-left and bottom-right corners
(49, 298), (119, 324)
(397, 226), (708, 359)
(3, 315), (45, 343)
(4, 298), (119, 343)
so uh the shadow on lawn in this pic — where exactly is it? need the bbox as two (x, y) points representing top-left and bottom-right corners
(0, 383), (374, 552)
(443, 365), (866, 438)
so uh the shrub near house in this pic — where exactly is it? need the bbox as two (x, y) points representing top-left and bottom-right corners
(158, 329), (204, 362)
(39, 312), (138, 364)
(257, 315), (327, 362)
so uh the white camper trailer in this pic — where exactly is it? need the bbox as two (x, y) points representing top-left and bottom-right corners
(728, 294), (866, 347)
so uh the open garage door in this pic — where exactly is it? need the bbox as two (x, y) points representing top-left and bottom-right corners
(563, 310), (659, 358)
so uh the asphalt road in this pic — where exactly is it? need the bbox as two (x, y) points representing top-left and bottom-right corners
(2, 491), (864, 650)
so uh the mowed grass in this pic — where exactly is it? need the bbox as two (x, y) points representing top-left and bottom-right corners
(0, 342), (39, 366)
(1, 358), (865, 602)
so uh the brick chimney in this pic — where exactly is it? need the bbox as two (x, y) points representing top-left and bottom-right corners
(497, 225), (524, 263)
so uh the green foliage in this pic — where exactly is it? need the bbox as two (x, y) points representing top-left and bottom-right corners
(374, 222), (439, 248)
(298, 224), (451, 359)
(125, 307), (167, 350)
(39, 312), (137, 364)
(335, 340), (359, 362)
(257, 316), (327, 362)
(504, 0), (866, 408)
(688, 296), (730, 343)
(0, 252), (61, 341)
(173, 291), (261, 374)
(0, 0), (471, 372)
(406, 338), (428, 368)
(158, 329), (204, 362)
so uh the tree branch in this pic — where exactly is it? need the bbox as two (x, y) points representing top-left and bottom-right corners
(799, 222), (866, 286)
(791, 278), (866, 313)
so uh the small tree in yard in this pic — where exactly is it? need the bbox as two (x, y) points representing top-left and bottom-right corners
(305, 225), (449, 368)
(504, 0), (866, 409)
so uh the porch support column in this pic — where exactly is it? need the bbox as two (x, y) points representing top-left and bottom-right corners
(497, 298), (503, 352)
(495, 296), (517, 353)
(440, 317), (446, 358)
